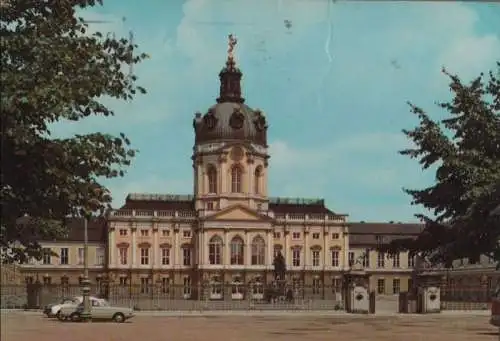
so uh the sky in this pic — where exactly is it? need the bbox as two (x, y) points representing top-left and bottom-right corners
(51, 0), (500, 222)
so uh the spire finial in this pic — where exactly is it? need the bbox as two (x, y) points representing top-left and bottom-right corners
(227, 34), (237, 61)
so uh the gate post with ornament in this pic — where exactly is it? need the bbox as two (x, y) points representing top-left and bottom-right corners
(344, 270), (371, 314)
(417, 271), (442, 314)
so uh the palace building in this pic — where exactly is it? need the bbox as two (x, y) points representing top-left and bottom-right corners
(18, 37), (461, 301)
(106, 42), (353, 299)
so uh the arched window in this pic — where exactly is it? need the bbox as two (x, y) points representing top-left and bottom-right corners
(207, 165), (217, 194)
(231, 165), (242, 193)
(251, 236), (265, 265)
(208, 236), (223, 265)
(230, 236), (244, 265)
(254, 166), (262, 194)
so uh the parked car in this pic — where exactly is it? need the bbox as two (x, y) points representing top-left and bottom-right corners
(59, 299), (134, 323)
(48, 295), (104, 320)
(490, 285), (500, 328)
(43, 297), (76, 317)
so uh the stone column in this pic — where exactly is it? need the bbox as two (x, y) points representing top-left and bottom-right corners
(245, 232), (251, 266)
(203, 230), (208, 266)
(131, 225), (137, 267)
(109, 227), (115, 267)
(266, 231), (272, 266)
(174, 229), (180, 266)
(152, 225), (158, 268)
(303, 226), (309, 269)
(224, 230), (229, 265)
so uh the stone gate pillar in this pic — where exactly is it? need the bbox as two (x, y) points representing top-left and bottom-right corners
(344, 270), (371, 314)
(417, 271), (442, 314)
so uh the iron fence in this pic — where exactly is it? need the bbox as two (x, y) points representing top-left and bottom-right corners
(1, 284), (345, 311)
(440, 285), (494, 311)
(1, 283), (496, 312)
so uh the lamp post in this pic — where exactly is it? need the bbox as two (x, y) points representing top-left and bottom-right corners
(80, 212), (91, 322)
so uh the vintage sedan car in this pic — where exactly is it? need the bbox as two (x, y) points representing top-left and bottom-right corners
(490, 285), (500, 328)
(43, 297), (76, 317)
(60, 299), (134, 323)
(48, 296), (103, 319)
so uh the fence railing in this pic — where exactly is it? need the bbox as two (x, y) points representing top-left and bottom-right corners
(1, 283), (496, 311)
(1, 284), (345, 311)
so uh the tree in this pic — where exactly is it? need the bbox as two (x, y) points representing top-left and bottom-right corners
(273, 251), (286, 281)
(383, 63), (500, 268)
(1, 0), (148, 263)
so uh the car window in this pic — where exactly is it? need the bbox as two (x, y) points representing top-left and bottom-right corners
(91, 300), (101, 307)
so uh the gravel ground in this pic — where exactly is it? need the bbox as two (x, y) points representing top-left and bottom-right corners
(1, 311), (498, 341)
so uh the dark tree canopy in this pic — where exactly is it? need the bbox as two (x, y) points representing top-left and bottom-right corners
(0, 0), (148, 262)
(383, 63), (500, 268)
(273, 251), (286, 280)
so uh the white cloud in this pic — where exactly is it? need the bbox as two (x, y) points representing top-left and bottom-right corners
(80, 1), (499, 221)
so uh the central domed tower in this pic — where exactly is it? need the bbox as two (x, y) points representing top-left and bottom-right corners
(192, 35), (269, 213)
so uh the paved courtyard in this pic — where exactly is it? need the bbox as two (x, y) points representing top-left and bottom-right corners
(1, 312), (498, 341)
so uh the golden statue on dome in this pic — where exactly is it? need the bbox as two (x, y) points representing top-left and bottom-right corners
(227, 34), (237, 60)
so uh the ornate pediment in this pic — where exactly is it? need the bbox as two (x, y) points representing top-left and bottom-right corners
(203, 204), (273, 222)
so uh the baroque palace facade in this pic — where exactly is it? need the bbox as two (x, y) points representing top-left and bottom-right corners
(17, 38), (499, 300)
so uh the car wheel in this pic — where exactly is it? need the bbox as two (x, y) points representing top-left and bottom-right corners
(56, 311), (65, 321)
(69, 312), (81, 322)
(112, 313), (125, 323)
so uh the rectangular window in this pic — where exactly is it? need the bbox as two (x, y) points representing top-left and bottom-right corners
(140, 229), (149, 237)
(207, 202), (214, 210)
(273, 246), (282, 258)
(119, 247), (128, 265)
(392, 253), (400, 268)
(331, 233), (339, 239)
(377, 252), (385, 268)
(96, 247), (105, 265)
(393, 279), (400, 294)
(312, 232), (320, 239)
(183, 248), (191, 266)
(161, 247), (170, 265)
(292, 232), (301, 240)
(312, 278), (321, 294)
(140, 247), (149, 265)
(362, 251), (370, 268)
(77, 248), (84, 265)
(60, 248), (69, 265)
(42, 248), (51, 265)
(408, 278), (413, 292)
(407, 255), (415, 268)
(183, 230), (191, 238)
(183, 276), (191, 297)
(119, 229), (127, 236)
(292, 248), (301, 266)
(273, 232), (281, 239)
(119, 276), (128, 286)
(161, 277), (170, 294)
(140, 277), (150, 294)
(312, 250), (320, 267)
(377, 278), (386, 294)
(331, 250), (339, 267)
(348, 252), (355, 266)
(332, 277), (342, 293)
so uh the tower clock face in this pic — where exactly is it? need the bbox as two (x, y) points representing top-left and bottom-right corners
(230, 146), (244, 162)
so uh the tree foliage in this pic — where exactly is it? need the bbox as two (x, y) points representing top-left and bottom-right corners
(0, 0), (148, 262)
(383, 63), (500, 268)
